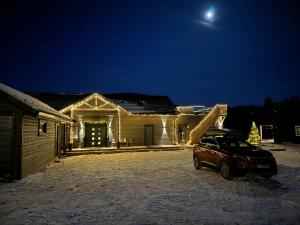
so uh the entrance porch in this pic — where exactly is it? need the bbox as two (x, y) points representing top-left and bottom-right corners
(72, 111), (119, 148)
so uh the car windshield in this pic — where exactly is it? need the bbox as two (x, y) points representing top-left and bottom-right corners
(217, 137), (254, 152)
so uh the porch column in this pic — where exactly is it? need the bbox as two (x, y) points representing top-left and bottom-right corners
(78, 115), (84, 148)
(108, 115), (116, 146)
(118, 110), (121, 142)
(160, 116), (169, 145)
(70, 109), (74, 144)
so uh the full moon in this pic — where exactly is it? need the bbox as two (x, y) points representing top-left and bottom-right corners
(204, 7), (215, 22)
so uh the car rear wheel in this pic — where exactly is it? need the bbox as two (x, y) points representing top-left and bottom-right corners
(220, 161), (233, 180)
(193, 155), (202, 170)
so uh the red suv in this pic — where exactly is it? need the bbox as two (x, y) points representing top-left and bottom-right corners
(193, 128), (277, 179)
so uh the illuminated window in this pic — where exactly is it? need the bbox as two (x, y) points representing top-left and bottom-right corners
(92, 137), (95, 140)
(92, 128), (95, 131)
(38, 119), (47, 136)
(92, 142), (95, 145)
(92, 132), (95, 136)
(98, 137), (101, 140)
(98, 142), (101, 145)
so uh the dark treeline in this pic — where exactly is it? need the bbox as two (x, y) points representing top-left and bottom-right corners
(224, 97), (300, 143)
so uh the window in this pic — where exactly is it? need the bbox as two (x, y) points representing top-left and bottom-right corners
(200, 138), (219, 150)
(219, 138), (253, 152)
(199, 138), (209, 146)
(38, 119), (47, 136)
(295, 126), (300, 136)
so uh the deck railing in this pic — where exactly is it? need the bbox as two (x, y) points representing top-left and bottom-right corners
(187, 104), (227, 145)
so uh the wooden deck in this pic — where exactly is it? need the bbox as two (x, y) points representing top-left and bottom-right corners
(66, 145), (185, 156)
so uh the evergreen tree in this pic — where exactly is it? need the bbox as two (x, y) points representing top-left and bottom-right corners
(247, 121), (261, 146)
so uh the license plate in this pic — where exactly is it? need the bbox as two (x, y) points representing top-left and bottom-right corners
(257, 165), (270, 168)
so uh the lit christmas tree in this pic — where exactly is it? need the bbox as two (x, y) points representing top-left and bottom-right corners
(247, 121), (261, 146)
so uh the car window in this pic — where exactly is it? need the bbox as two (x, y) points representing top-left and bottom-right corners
(220, 138), (253, 152)
(237, 140), (253, 150)
(200, 138), (219, 150)
(199, 138), (209, 147)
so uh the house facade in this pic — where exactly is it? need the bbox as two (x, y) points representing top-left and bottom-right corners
(29, 92), (227, 148)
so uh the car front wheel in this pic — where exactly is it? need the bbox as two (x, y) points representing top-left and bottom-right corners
(193, 155), (202, 170)
(220, 161), (233, 180)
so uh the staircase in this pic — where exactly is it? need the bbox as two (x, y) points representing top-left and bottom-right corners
(187, 104), (227, 145)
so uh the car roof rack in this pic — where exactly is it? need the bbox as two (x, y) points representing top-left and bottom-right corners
(202, 128), (243, 138)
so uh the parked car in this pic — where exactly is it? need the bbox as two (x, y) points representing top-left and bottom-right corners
(193, 128), (277, 179)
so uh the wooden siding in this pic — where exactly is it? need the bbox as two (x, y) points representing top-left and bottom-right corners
(120, 112), (176, 146)
(22, 115), (56, 177)
(0, 116), (13, 178)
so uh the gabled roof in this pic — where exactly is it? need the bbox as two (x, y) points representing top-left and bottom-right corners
(0, 83), (72, 121)
(28, 92), (178, 115)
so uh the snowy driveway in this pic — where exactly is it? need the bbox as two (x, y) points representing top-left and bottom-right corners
(1, 148), (300, 225)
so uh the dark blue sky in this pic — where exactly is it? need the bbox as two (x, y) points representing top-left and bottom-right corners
(1, 0), (299, 106)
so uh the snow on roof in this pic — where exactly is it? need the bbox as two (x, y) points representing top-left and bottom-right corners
(26, 92), (90, 111)
(177, 105), (212, 114)
(104, 93), (178, 114)
(110, 99), (156, 114)
(0, 83), (72, 120)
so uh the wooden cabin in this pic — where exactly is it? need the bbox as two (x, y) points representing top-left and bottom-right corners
(29, 92), (227, 148)
(0, 83), (72, 180)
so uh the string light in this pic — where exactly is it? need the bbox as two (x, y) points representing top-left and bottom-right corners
(187, 104), (227, 145)
(60, 93), (128, 114)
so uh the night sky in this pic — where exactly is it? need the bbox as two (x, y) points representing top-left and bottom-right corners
(1, 0), (299, 106)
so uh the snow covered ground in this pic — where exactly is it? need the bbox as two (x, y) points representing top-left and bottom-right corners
(0, 145), (300, 225)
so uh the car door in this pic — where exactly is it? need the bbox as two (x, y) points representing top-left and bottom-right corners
(196, 138), (211, 163)
(205, 138), (220, 166)
(207, 139), (225, 166)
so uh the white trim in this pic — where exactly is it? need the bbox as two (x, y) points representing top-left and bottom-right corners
(60, 93), (128, 114)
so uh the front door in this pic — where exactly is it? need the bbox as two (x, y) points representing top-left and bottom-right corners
(85, 123), (107, 147)
(144, 125), (154, 146)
